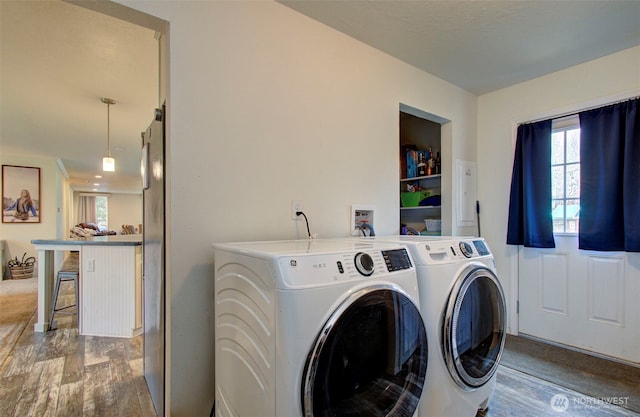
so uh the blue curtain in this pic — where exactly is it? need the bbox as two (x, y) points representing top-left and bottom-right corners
(579, 98), (640, 252)
(506, 120), (555, 248)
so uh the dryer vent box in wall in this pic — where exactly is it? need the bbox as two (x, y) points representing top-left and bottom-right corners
(350, 205), (375, 236)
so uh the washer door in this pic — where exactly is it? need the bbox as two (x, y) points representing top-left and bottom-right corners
(442, 265), (506, 390)
(302, 285), (428, 417)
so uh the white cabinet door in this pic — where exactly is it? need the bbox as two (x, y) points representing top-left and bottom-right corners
(518, 235), (640, 363)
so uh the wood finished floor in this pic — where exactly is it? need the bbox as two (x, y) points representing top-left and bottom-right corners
(483, 365), (639, 417)
(0, 281), (156, 417)
(1, 279), (638, 417)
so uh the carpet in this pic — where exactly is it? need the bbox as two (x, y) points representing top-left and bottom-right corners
(0, 277), (37, 296)
(0, 278), (37, 374)
(500, 334), (640, 414)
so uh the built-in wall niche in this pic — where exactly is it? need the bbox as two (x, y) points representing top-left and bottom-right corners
(399, 104), (447, 235)
(400, 113), (441, 154)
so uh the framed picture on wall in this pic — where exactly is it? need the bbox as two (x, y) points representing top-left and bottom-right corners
(2, 165), (41, 223)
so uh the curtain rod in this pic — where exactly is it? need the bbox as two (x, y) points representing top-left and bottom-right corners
(521, 95), (640, 125)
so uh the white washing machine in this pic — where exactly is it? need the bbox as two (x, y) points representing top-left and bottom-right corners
(359, 236), (506, 417)
(213, 239), (429, 417)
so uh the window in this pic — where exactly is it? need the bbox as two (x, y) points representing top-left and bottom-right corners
(551, 116), (580, 233)
(96, 195), (108, 230)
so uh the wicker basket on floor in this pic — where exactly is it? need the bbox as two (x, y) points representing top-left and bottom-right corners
(9, 264), (34, 279)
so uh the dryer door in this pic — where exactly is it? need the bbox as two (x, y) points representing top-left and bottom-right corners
(302, 285), (427, 417)
(442, 264), (506, 390)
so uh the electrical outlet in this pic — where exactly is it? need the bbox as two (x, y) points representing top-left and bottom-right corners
(291, 200), (304, 220)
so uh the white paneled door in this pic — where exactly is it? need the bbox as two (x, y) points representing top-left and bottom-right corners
(518, 235), (640, 364)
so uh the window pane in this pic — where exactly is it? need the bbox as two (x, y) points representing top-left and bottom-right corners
(552, 200), (566, 233)
(96, 196), (108, 230)
(565, 199), (580, 233)
(566, 128), (580, 163)
(566, 163), (580, 198)
(551, 131), (565, 165)
(551, 166), (565, 199)
(551, 122), (580, 234)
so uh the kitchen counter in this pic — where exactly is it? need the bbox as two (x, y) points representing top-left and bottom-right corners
(32, 234), (142, 246)
(32, 236), (142, 337)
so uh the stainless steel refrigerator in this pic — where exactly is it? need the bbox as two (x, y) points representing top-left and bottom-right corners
(142, 106), (165, 417)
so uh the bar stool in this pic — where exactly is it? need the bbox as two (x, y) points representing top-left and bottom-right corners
(49, 251), (79, 330)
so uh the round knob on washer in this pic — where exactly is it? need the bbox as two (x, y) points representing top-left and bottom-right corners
(354, 252), (375, 276)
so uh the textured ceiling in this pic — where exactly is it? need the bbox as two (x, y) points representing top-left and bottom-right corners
(280, 0), (640, 94)
(1, 1), (158, 193)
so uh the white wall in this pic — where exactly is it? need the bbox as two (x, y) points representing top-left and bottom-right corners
(72, 192), (142, 233)
(477, 45), (640, 333)
(0, 154), (64, 279)
(72, 192), (142, 237)
(108, 193), (142, 233)
(120, 1), (477, 415)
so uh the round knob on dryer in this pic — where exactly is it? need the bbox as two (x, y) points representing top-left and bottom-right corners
(459, 241), (474, 258)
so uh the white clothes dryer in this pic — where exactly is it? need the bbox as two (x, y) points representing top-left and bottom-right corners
(360, 236), (506, 417)
(213, 239), (429, 417)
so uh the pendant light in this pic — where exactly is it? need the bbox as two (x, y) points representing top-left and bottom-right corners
(101, 97), (116, 172)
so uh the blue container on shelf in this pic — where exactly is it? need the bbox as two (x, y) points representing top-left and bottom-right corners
(406, 150), (417, 178)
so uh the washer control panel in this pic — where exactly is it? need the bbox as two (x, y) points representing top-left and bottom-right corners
(381, 249), (413, 272)
(352, 248), (413, 276)
(354, 252), (375, 276)
(279, 247), (414, 288)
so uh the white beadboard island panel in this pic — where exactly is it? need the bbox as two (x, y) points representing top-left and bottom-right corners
(81, 243), (142, 338)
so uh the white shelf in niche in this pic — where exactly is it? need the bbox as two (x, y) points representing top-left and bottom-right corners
(400, 174), (441, 182)
(400, 206), (441, 210)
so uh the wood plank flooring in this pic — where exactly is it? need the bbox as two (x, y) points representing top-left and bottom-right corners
(2, 278), (638, 417)
(0, 281), (156, 417)
(484, 366), (639, 417)
(501, 334), (640, 413)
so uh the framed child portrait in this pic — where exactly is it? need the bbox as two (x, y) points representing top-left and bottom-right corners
(2, 165), (41, 223)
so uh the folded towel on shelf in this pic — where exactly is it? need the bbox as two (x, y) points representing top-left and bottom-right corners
(419, 194), (441, 207)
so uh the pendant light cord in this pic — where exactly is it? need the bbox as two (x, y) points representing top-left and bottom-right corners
(106, 101), (111, 157)
(101, 97), (115, 158)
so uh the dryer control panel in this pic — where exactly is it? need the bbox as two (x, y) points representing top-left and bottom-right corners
(452, 239), (490, 258)
(406, 238), (493, 266)
(457, 240), (489, 257)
